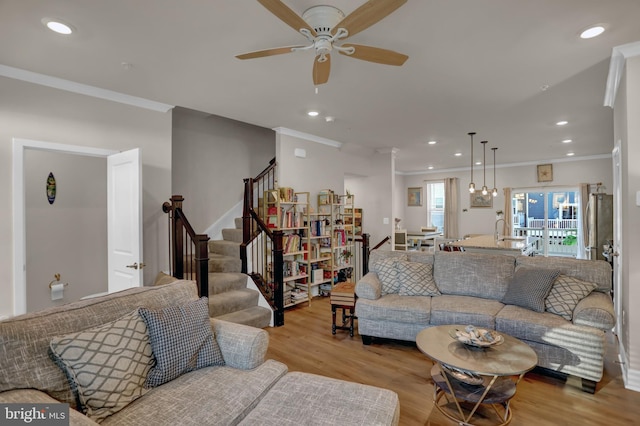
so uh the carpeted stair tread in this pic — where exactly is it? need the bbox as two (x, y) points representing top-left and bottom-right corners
(234, 217), (243, 229)
(208, 272), (248, 294)
(208, 240), (240, 257)
(208, 253), (241, 273)
(214, 306), (272, 329)
(222, 228), (243, 243)
(208, 289), (259, 317)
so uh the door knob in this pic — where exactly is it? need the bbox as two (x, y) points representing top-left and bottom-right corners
(126, 263), (139, 270)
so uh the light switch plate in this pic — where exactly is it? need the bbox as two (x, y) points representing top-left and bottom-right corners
(383, 217), (389, 225)
(636, 191), (640, 206)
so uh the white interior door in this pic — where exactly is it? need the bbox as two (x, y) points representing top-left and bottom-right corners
(108, 148), (143, 293)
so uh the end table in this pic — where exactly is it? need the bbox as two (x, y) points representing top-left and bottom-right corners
(331, 282), (357, 337)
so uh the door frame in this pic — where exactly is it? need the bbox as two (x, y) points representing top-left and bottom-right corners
(12, 138), (118, 316)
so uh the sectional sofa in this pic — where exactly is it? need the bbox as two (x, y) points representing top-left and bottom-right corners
(355, 249), (615, 393)
(0, 280), (399, 425)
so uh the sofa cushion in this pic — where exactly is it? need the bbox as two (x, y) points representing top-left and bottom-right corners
(0, 389), (100, 426)
(355, 294), (431, 324)
(139, 297), (224, 388)
(430, 295), (504, 329)
(0, 280), (199, 407)
(237, 372), (399, 426)
(516, 255), (611, 293)
(100, 360), (289, 426)
(396, 260), (440, 296)
(501, 267), (560, 312)
(433, 252), (515, 300)
(545, 275), (597, 320)
(49, 310), (153, 422)
(372, 257), (402, 295)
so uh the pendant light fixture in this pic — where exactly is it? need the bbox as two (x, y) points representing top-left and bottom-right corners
(491, 147), (498, 197)
(468, 132), (476, 193)
(481, 140), (488, 195)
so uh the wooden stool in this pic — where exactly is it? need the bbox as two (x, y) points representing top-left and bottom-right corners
(331, 282), (357, 337)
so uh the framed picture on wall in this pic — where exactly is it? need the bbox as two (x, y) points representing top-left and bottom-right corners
(470, 192), (493, 208)
(407, 187), (423, 206)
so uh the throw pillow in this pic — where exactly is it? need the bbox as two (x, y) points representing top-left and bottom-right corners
(545, 274), (597, 320)
(139, 297), (224, 388)
(397, 260), (441, 296)
(49, 310), (153, 422)
(372, 257), (402, 294)
(501, 267), (560, 312)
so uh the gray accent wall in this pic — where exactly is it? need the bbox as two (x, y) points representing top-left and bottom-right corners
(171, 107), (275, 233)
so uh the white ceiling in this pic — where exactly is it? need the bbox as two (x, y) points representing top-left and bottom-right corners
(2, 0), (640, 173)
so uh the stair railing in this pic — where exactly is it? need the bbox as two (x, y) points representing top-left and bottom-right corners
(348, 233), (370, 282)
(162, 195), (210, 298)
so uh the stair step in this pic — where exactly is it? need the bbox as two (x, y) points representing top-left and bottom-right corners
(214, 306), (272, 329)
(208, 272), (247, 294)
(208, 289), (258, 317)
(234, 217), (243, 229)
(209, 239), (240, 257)
(208, 253), (241, 273)
(222, 228), (243, 243)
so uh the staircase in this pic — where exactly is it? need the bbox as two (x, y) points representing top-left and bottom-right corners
(207, 217), (272, 328)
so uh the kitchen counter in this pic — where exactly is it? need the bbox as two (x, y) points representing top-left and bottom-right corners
(449, 235), (539, 256)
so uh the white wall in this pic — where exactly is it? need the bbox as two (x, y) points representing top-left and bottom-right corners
(172, 108), (275, 233)
(25, 150), (107, 311)
(400, 157), (613, 238)
(0, 77), (172, 317)
(615, 54), (640, 388)
(276, 131), (395, 248)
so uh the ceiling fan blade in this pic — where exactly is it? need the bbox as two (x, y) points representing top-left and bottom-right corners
(236, 46), (304, 60)
(332, 0), (407, 39)
(339, 44), (408, 66)
(257, 0), (317, 37)
(313, 55), (331, 85)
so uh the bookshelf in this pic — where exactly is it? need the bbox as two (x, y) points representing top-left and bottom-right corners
(310, 190), (356, 292)
(344, 207), (362, 235)
(264, 188), (311, 308)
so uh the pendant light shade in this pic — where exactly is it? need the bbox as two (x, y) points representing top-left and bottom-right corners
(468, 132), (476, 193)
(481, 141), (488, 195)
(491, 147), (498, 197)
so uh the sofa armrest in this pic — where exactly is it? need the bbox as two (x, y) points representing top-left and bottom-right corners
(0, 389), (100, 426)
(210, 318), (269, 370)
(356, 273), (382, 300)
(572, 291), (615, 331)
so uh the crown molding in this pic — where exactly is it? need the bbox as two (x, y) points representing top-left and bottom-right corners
(604, 40), (640, 108)
(0, 64), (174, 113)
(273, 127), (342, 148)
(397, 153), (612, 176)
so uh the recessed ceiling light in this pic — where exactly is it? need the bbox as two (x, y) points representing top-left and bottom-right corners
(566, 152), (575, 156)
(427, 166), (434, 170)
(580, 25), (605, 39)
(556, 120), (568, 126)
(475, 161), (482, 165)
(307, 111), (319, 117)
(562, 139), (572, 143)
(454, 152), (462, 157)
(42, 18), (74, 35)
(325, 116), (334, 122)
(427, 140), (437, 145)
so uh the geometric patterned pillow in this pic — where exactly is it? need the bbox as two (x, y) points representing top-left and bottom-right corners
(372, 257), (402, 295)
(49, 310), (153, 422)
(545, 274), (597, 320)
(139, 297), (225, 388)
(501, 267), (561, 312)
(397, 260), (441, 296)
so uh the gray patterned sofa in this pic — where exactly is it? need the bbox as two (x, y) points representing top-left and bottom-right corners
(355, 250), (615, 393)
(1, 280), (399, 425)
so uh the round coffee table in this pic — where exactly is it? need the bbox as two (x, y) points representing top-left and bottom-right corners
(416, 325), (537, 425)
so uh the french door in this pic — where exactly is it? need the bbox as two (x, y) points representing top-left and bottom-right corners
(511, 187), (580, 257)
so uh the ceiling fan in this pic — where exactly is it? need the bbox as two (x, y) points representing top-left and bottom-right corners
(236, 0), (409, 85)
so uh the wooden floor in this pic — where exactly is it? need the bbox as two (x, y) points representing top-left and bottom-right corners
(265, 296), (640, 426)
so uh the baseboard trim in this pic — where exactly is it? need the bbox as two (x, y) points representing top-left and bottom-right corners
(618, 338), (640, 392)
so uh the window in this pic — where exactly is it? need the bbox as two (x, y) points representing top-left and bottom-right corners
(426, 181), (445, 233)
